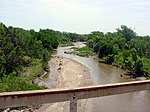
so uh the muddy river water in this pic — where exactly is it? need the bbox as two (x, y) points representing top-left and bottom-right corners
(49, 44), (150, 112)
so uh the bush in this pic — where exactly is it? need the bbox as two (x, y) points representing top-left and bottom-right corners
(22, 59), (44, 79)
(0, 74), (46, 92)
(143, 58), (150, 75)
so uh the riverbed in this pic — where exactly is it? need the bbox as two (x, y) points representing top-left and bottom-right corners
(35, 42), (150, 112)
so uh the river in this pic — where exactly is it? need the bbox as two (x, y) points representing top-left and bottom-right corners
(47, 44), (150, 112)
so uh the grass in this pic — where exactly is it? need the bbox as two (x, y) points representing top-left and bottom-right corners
(21, 59), (44, 80)
(74, 46), (95, 57)
(61, 42), (74, 47)
(0, 59), (47, 92)
(0, 74), (46, 92)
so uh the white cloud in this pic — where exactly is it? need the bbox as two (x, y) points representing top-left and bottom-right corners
(0, 0), (150, 35)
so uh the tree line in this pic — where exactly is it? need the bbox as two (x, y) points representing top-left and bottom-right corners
(86, 25), (150, 77)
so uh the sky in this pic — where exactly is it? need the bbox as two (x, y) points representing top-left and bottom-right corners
(0, 0), (150, 35)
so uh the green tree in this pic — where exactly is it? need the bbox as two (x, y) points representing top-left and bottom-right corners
(117, 25), (136, 41)
(0, 23), (24, 78)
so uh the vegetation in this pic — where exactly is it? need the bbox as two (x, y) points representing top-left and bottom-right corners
(0, 22), (84, 92)
(0, 22), (150, 92)
(21, 59), (44, 79)
(73, 46), (95, 57)
(86, 25), (150, 77)
(60, 41), (74, 47)
(0, 74), (46, 92)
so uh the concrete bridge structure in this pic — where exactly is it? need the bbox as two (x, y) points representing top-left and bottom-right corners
(0, 80), (150, 112)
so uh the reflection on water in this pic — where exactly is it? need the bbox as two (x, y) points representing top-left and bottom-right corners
(54, 45), (150, 112)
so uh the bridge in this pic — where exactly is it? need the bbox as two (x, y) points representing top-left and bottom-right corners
(0, 80), (150, 112)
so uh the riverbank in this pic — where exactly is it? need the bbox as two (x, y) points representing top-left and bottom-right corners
(34, 55), (93, 112)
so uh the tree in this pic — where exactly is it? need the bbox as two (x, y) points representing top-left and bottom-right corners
(117, 25), (136, 41)
(0, 23), (24, 78)
(134, 59), (143, 77)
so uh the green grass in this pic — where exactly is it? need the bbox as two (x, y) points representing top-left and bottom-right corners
(0, 59), (47, 92)
(74, 46), (95, 57)
(61, 42), (74, 47)
(0, 74), (46, 92)
(21, 59), (44, 80)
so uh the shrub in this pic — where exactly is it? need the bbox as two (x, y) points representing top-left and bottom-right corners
(0, 74), (46, 92)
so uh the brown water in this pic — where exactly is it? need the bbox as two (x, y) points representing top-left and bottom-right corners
(54, 45), (150, 112)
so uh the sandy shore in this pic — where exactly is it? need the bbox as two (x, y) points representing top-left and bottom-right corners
(34, 55), (93, 112)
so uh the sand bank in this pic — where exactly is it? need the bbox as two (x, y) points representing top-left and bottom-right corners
(34, 56), (93, 112)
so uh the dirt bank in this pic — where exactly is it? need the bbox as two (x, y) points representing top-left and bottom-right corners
(34, 55), (93, 112)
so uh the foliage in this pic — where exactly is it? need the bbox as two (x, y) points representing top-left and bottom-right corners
(75, 46), (92, 52)
(117, 25), (137, 41)
(86, 25), (150, 77)
(0, 74), (46, 92)
(0, 23), (24, 78)
(74, 46), (95, 57)
(143, 58), (150, 75)
(21, 59), (44, 79)
(0, 22), (85, 92)
(61, 42), (74, 47)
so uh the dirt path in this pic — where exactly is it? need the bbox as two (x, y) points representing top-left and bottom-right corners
(34, 56), (93, 112)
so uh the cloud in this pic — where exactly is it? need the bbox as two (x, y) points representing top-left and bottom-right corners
(0, 0), (150, 35)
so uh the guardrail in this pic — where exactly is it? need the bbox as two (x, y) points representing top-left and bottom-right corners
(0, 80), (150, 112)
